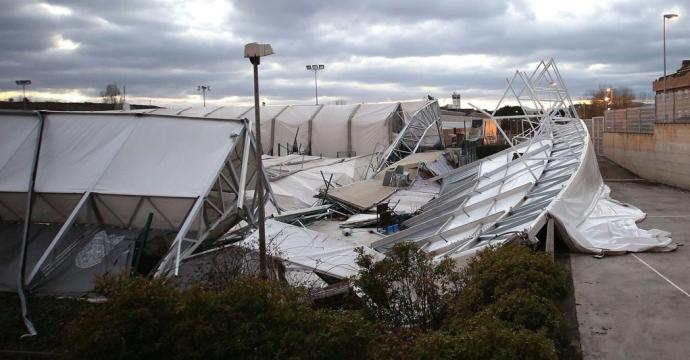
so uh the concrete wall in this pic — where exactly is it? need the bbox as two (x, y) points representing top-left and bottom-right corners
(603, 123), (690, 190)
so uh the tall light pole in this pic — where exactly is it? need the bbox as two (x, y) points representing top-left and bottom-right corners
(604, 87), (613, 110)
(663, 13), (679, 121)
(306, 64), (325, 105)
(244, 42), (273, 278)
(197, 85), (210, 107)
(15, 80), (31, 110)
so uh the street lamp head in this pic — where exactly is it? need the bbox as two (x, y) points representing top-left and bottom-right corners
(664, 13), (679, 19)
(15, 80), (31, 86)
(306, 65), (312, 70)
(244, 42), (273, 58)
(318, 65), (325, 70)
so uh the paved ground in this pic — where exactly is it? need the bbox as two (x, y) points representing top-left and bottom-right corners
(571, 157), (690, 360)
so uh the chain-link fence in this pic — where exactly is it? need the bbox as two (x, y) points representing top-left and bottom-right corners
(603, 107), (655, 134)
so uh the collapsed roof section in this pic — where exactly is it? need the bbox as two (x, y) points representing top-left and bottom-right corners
(0, 110), (271, 293)
(373, 59), (675, 262)
(135, 100), (444, 172)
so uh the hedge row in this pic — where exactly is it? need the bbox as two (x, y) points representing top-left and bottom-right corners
(59, 244), (570, 360)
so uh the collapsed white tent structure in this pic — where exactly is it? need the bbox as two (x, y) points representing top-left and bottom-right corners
(373, 59), (674, 262)
(0, 110), (272, 294)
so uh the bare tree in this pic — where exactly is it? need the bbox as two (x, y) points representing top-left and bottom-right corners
(100, 83), (122, 105)
(580, 86), (641, 118)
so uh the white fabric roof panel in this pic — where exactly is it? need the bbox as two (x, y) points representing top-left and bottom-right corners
(0, 115), (40, 192)
(204, 106), (253, 119)
(350, 103), (398, 156)
(400, 100), (430, 117)
(0, 112), (245, 198)
(311, 104), (359, 158)
(35, 114), (137, 193)
(272, 105), (321, 155)
(243, 105), (287, 154)
(241, 219), (382, 279)
(92, 116), (243, 197)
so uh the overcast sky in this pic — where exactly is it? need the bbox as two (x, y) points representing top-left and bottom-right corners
(0, 0), (688, 109)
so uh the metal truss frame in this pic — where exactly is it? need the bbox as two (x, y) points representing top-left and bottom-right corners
(373, 100), (445, 174)
(374, 59), (588, 259)
(155, 123), (278, 276)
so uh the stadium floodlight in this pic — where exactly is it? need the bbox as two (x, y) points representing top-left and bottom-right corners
(197, 85), (211, 107)
(15, 80), (32, 110)
(305, 64), (325, 105)
(244, 42), (274, 277)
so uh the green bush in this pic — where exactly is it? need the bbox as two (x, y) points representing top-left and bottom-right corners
(59, 276), (375, 360)
(452, 245), (569, 318)
(61, 276), (179, 360)
(58, 244), (570, 359)
(413, 314), (558, 360)
(354, 242), (462, 329)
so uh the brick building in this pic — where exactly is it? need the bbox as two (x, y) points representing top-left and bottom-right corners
(653, 59), (690, 122)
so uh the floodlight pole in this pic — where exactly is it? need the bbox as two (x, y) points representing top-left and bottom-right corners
(250, 56), (268, 277)
(197, 85), (210, 107)
(664, 15), (668, 121)
(314, 70), (318, 105)
(306, 65), (325, 105)
(663, 13), (678, 121)
(15, 80), (31, 110)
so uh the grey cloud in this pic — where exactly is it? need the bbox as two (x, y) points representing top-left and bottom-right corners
(0, 0), (688, 106)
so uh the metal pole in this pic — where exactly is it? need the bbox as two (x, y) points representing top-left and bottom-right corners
(18, 111), (45, 337)
(314, 69), (318, 105)
(663, 16), (667, 122)
(203, 88), (206, 107)
(22, 85), (27, 111)
(250, 57), (268, 277)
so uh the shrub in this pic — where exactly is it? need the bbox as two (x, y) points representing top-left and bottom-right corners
(452, 245), (569, 318)
(60, 276), (179, 360)
(60, 276), (375, 360)
(353, 242), (462, 329)
(413, 314), (558, 360)
(482, 289), (562, 339)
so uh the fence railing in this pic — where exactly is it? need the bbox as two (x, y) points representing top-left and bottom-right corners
(583, 117), (603, 155)
(603, 107), (655, 134)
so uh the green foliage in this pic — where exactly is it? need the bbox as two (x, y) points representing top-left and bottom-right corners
(494, 105), (525, 117)
(61, 276), (179, 360)
(413, 314), (558, 360)
(60, 276), (375, 360)
(354, 242), (462, 329)
(452, 244), (569, 318)
(56, 244), (570, 360)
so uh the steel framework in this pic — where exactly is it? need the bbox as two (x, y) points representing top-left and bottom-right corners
(373, 100), (445, 174)
(373, 58), (587, 260)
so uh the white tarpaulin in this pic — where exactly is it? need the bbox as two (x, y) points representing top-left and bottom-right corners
(272, 105), (321, 155)
(311, 104), (359, 157)
(240, 219), (382, 279)
(548, 132), (674, 253)
(242, 105), (288, 154)
(267, 156), (371, 212)
(351, 103), (399, 156)
(0, 114), (40, 192)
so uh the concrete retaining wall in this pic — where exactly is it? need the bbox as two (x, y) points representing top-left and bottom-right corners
(603, 123), (690, 190)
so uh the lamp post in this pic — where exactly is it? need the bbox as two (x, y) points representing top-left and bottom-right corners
(244, 42), (273, 278)
(15, 80), (31, 110)
(197, 85), (210, 107)
(605, 87), (613, 110)
(663, 13), (679, 121)
(306, 64), (325, 105)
